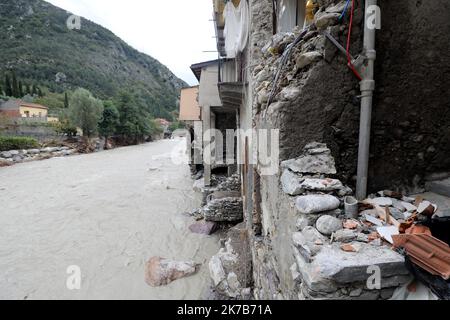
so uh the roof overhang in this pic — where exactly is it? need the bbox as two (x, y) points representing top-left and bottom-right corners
(190, 59), (220, 81)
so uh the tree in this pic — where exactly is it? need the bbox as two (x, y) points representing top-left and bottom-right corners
(18, 81), (24, 97)
(31, 84), (37, 96)
(68, 88), (104, 139)
(11, 71), (19, 98)
(115, 91), (153, 144)
(98, 101), (119, 149)
(36, 86), (43, 97)
(4, 74), (12, 97)
(64, 92), (69, 109)
(25, 84), (30, 95)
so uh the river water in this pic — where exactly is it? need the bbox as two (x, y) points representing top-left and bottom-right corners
(0, 138), (219, 300)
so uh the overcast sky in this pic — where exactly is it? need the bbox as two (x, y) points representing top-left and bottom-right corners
(44, 0), (218, 85)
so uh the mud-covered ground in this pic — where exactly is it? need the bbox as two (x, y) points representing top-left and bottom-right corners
(0, 138), (219, 300)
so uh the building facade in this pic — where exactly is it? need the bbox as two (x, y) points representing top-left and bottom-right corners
(189, 0), (450, 300)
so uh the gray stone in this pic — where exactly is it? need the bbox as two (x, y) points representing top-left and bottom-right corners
(332, 229), (357, 243)
(296, 216), (309, 231)
(356, 233), (369, 243)
(292, 227), (327, 262)
(0, 151), (12, 158)
(189, 221), (219, 235)
(311, 244), (409, 284)
(12, 155), (23, 162)
(40, 147), (59, 153)
(296, 51), (322, 69)
(281, 142), (336, 175)
(349, 288), (363, 297)
(389, 207), (406, 220)
(295, 194), (340, 214)
(28, 149), (41, 155)
(280, 169), (304, 196)
(9, 150), (19, 156)
(315, 12), (340, 29)
(300, 178), (344, 192)
(316, 215), (343, 236)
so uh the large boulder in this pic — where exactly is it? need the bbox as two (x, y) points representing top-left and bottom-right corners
(316, 215), (343, 236)
(145, 257), (200, 287)
(208, 223), (252, 299)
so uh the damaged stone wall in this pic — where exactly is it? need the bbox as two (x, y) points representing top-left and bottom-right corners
(243, 0), (446, 300)
(255, 0), (450, 192)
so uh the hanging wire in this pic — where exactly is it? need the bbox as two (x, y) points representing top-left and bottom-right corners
(339, 0), (351, 21)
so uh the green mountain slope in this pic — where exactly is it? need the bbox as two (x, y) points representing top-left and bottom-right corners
(0, 0), (187, 119)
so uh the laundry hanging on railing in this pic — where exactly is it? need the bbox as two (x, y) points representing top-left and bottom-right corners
(223, 0), (249, 58)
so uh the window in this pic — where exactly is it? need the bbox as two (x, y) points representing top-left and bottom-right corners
(276, 0), (308, 33)
(24, 111), (30, 117)
(39, 112), (42, 117)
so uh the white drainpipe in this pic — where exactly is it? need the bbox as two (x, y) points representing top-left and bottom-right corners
(356, 0), (378, 200)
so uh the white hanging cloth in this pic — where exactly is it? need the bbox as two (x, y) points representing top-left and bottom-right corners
(223, 1), (249, 58)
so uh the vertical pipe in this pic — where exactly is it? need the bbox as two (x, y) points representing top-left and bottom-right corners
(356, 0), (377, 200)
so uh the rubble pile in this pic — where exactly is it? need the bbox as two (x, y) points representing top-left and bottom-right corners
(284, 142), (450, 300)
(208, 223), (253, 299)
(0, 146), (77, 166)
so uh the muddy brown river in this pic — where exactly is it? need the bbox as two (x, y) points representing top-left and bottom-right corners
(0, 138), (219, 300)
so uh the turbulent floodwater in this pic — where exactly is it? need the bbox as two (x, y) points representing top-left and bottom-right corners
(0, 138), (219, 300)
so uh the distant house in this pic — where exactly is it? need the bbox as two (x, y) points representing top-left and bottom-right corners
(0, 100), (49, 119)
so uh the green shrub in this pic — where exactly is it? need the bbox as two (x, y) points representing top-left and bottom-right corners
(0, 136), (40, 151)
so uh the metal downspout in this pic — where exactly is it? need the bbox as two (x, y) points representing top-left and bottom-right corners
(356, 0), (377, 200)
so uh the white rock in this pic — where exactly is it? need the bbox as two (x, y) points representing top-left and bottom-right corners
(365, 197), (393, 207)
(296, 51), (322, 69)
(401, 202), (417, 212)
(295, 194), (340, 214)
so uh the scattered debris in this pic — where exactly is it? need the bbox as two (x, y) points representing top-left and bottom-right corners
(393, 234), (450, 280)
(377, 226), (399, 244)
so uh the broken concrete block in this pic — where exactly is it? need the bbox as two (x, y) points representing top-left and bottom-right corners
(295, 194), (340, 214)
(316, 215), (343, 236)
